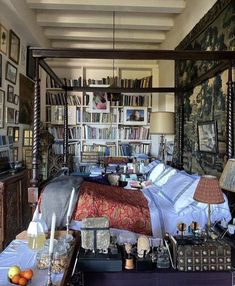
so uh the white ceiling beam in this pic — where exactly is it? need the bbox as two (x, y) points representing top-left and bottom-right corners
(51, 40), (160, 50)
(44, 27), (165, 43)
(36, 11), (174, 30)
(26, 0), (185, 14)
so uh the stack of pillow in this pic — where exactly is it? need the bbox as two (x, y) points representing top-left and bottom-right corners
(143, 160), (203, 212)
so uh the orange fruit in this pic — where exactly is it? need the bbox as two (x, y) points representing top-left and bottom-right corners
(21, 269), (33, 280)
(18, 277), (28, 286)
(11, 274), (21, 284)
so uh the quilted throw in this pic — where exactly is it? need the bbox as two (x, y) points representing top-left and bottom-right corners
(73, 181), (152, 235)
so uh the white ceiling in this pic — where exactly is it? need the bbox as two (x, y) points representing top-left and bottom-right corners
(25, 0), (186, 50)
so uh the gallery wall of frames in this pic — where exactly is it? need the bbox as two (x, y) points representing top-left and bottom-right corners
(0, 21), (33, 169)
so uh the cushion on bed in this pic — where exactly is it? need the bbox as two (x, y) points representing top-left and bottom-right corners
(153, 166), (177, 187)
(142, 159), (160, 175)
(158, 171), (200, 212)
(148, 162), (165, 182)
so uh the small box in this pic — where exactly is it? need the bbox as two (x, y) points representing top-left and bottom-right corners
(174, 239), (231, 271)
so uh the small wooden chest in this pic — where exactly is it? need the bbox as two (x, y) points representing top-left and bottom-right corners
(176, 240), (231, 271)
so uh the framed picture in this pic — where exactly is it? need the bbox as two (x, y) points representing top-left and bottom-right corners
(0, 89), (4, 128)
(6, 107), (15, 123)
(14, 94), (19, 105)
(7, 126), (14, 136)
(197, 121), (217, 153)
(9, 29), (20, 64)
(13, 147), (18, 162)
(0, 24), (7, 54)
(13, 126), (19, 142)
(7, 84), (14, 103)
(123, 106), (147, 125)
(89, 91), (110, 113)
(14, 110), (19, 124)
(6, 61), (17, 84)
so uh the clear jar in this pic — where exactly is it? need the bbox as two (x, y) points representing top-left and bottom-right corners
(52, 245), (68, 273)
(36, 246), (49, 269)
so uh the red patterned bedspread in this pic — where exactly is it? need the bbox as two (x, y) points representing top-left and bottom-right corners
(73, 181), (152, 236)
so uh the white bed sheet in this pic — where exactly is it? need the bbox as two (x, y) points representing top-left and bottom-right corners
(141, 186), (231, 238)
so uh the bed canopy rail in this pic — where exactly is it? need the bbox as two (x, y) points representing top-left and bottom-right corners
(29, 48), (235, 189)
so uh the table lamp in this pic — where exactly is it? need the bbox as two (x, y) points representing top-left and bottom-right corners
(149, 111), (175, 162)
(219, 158), (235, 213)
(193, 175), (224, 231)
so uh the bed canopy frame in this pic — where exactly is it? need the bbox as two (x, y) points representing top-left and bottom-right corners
(29, 48), (235, 189)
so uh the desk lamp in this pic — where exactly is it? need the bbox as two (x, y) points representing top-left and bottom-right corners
(149, 112), (175, 162)
(219, 158), (235, 214)
(193, 175), (224, 232)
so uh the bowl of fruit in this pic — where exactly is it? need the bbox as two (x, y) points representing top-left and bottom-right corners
(8, 266), (33, 285)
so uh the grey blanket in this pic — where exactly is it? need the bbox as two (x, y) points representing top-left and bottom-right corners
(40, 175), (83, 229)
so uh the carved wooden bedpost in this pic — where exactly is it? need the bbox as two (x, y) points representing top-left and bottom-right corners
(63, 89), (68, 167)
(30, 57), (41, 188)
(226, 63), (234, 159)
(178, 92), (184, 169)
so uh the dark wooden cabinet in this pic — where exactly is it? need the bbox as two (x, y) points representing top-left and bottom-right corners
(0, 170), (31, 250)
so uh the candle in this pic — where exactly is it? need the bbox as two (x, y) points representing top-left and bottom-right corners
(49, 212), (56, 254)
(67, 187), (75, 219)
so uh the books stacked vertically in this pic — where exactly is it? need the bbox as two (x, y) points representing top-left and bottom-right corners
(46, 92), (81, 106)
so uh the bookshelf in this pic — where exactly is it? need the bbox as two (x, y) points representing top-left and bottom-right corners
(44, 85), (152, 169)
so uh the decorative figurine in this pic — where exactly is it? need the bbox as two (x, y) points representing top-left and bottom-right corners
(124, 243), (134, 269)
(137, 235), (150, 259)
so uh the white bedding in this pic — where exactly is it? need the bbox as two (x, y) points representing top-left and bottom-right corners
(141, 186), (231, 238)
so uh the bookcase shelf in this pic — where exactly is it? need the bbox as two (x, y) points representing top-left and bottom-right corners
(43, 71), (154, 174)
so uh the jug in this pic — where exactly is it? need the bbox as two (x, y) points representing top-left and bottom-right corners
(27, 207), (48, 250)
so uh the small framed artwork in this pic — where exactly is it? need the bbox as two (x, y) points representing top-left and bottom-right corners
(13, 147), (18, 162)
(6, 61), (17, 84)
(14, 110), (19, 124)
(6, 107), (15, 123)
(14, 94), (19, 105)
(9, 29), (20, 64)
(0, 24), (7, 54)
(89, 91), (110, 113)
(0, 89), (4, 128)
(7, 84), (14, 103)
(197, 121), (217, 153)
(7, 126), (14, 136)
(13, 126), (19, 142)
(123, 106), (147, 125)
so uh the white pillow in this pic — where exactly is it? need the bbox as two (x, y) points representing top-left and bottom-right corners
(148, 163), (165, 182)
(158, 171), (200, 212)
(153, 166), (177, 187)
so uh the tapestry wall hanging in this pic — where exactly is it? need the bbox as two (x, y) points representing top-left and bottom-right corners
(173, 0), (235, 176)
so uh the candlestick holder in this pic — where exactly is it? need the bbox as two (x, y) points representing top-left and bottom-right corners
(44, 253), (56, 286)
(66, 215), (70, 236)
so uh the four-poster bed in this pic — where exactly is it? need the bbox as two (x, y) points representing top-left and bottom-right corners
(29, 48), (235, 235)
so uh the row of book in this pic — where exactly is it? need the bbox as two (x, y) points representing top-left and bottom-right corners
(46, 92), (152, 109)
(82, 110), (117, 123)
(51, 141), (76, 155)
(86, 76), (152, 88)
(46, 92), (82, 106)
(119, 126), (150, 140)
(83, 126), (117, 140)
(120, 94), (151, 107)
(82, 143), (116, 157)
(46, 75), (152, 89)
